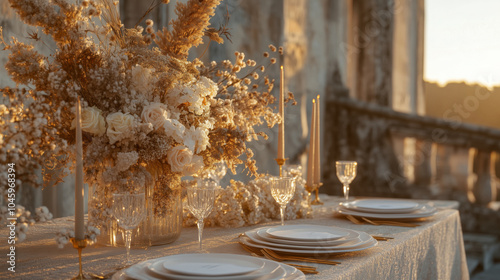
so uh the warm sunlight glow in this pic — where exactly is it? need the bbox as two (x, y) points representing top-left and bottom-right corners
(424, 0), (500, 87)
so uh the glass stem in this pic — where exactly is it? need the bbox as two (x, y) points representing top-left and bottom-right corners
(124, 230), (132, 265)
(197, 219), (204, 250)
(343, 184), (350, 201)
(280, 205), (286, 226)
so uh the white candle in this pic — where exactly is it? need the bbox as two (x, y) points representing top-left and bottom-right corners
(306, 99), (316, 186)
(277, 65), (285, 159)
(314, 95), (321, 184)
(75, 97), (85, 240)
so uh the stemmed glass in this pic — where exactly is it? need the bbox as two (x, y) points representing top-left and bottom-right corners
(270, 176), (296, 226)
(112, 193), (146, 265)
(186, 179), (216, 251)
(335, 161), (358, 201)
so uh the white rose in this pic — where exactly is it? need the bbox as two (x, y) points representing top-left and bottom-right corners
(141, 103), (169, 130)
(167, 146), (193, 173)
(72, 106), (106, 136)
(106, 112), (135, 144)
(163, 119), (185, 143)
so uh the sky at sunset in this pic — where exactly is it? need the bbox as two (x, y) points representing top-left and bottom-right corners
(424, 0), (500, 87)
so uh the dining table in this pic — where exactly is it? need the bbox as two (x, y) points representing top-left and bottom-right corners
(0, 195), (468, 280)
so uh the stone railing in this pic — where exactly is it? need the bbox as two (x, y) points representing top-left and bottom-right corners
(323, 95), (500, 234)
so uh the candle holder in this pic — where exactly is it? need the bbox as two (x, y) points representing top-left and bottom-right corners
(311, 183), (324, 205)
(275, 158), (287, 177)
(71, 238), (88, 280)
(304, 183), (317, 205)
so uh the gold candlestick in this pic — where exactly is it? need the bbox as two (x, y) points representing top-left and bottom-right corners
(71, 238), (88, 280)
(304, 183), (317, 205)
(311, 183), (324, 205)
(275, 158), (287, 177)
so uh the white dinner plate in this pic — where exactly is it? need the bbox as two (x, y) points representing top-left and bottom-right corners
(240, 231), (377, 255)
(160, 253), (265, 277)
(246, 229), (366, 251)
(112, 255), (306, 280)
(252, 227), (360, 247)
(337, 204), (437, 219)
(345, 199), (420, 213)
(341, 202), (425, 214)
(257, 227), (360, 246)
(265, 225), (349, 241)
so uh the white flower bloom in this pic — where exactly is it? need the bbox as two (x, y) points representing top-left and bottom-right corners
(169, 76), (218, 115)
(167, 145), (193, 173)
(141, 102), (169, 130)
(106, 112), (135, 144)
(72, 106), (106, 136)
(163, 119), (185, 143)
(184, 125), (210, 154)
(131, 64), (154, 95)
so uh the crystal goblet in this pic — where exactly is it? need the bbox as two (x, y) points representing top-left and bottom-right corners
(335, 161), (357, 201)
(270, 176), (296, 226)
(186, 179), (216, 251)
(112, 193), (146, 265)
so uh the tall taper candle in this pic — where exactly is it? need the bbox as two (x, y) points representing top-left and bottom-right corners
(314, 95), (321, 184)
(75, 97), (85, 240)
(277, 65), (285, 159)
(306, 99), (316, 186)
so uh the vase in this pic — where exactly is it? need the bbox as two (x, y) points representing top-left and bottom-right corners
(88, 178), (182, 247)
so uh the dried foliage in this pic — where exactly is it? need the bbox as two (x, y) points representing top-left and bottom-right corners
(0, 0), (285, 212)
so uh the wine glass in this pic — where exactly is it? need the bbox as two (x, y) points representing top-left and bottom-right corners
(112, 193), (146, 265)
(270, 176), (296, 226)
(335, 161), (358, 201)
(186, 179), (216, 251)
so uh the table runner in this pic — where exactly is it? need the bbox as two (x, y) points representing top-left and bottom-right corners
(0, 197), (468, 279)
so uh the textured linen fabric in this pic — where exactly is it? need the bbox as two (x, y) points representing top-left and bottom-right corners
(0, 197), (468, 280)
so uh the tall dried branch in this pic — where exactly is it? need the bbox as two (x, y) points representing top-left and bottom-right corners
(155, 0), (221, 59)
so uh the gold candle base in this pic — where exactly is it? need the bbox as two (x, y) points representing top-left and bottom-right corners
(311, 183), (324, 205)
(71, 238), (88, 280)
(275, 158), (288, 177)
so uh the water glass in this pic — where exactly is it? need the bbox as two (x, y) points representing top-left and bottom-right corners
(335, 161), (357, 201)
(186, 179), (216, 251)
(270, 176), (296, 226)
(112, 193), (146, 265)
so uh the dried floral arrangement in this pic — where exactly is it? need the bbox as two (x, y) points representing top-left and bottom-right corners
(0, 0), (286, 213)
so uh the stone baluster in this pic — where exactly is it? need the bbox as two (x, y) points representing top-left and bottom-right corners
(471, 149), (495, 205)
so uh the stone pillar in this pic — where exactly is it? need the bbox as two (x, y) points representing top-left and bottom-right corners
(391, 0), (429, 193)
(347, 0), (394, 106)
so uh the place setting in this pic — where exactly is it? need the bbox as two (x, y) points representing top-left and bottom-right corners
(332, 160), (438, 227)
(238, 166), (378, 270)
(111, 253), (305, 280)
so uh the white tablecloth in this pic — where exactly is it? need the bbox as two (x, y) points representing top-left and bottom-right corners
(0, 197), (468, 279)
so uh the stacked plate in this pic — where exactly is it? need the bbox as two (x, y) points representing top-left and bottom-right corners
(337, 199), (437, 219)
(111, 253), (305, 280)
(239, 224), (377, 255)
